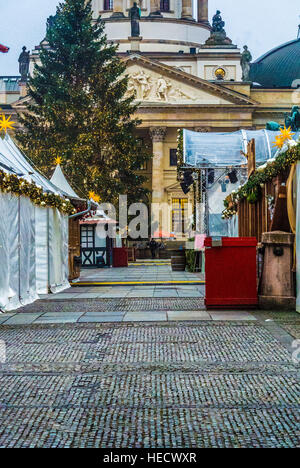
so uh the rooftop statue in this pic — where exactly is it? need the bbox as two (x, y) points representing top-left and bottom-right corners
(285, 106), (300, 132)
(129, 2), (141, 38)
(241, 45), (252, 82)
(18, 46), (30, 82)
(205, 10), (234, 47)
(47, 14), (57, 32)
(212, 10), (225, 33)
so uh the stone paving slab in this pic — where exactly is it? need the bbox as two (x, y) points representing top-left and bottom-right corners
(167, 311), (211, 321)
(78, 317), (124, 323)
(123, 312), (167, 322)
(0, 314), (16, 324)
(210, 311), (257, 321)
(4, 314), (43, 325)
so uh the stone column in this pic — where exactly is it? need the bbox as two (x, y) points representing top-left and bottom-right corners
(111, 0), (124, 17)
(181, 0), (193, 21)
(149, 0), (162, 17)
(19, 81), (28, 98)
(197, 0), (208, 24)
(149, 127), (167, 203)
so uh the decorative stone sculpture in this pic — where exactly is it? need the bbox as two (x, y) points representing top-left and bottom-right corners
(205, 10), (233, 47)
(266, 121), (283, 131)
(129, 2), (141, 37)
(18, 46), (30, 82)
(285, 106), (300, 132)
(156, 76), (170, 101)
(125, 71), (196, 103)
(241, 45), (252, 82)
(212, 10), (225, 33)
(266, 106), (300, 132)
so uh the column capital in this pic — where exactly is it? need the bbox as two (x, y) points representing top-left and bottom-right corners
(149, 127), (167, 142)
(193, 126), (211, 133)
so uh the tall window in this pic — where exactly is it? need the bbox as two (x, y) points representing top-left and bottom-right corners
(137, 138), (147, 170)
(169, 149), (177, 166)
(172, 198), (188, 235)
(160, 0), (170, 12)
(103, 0), (113, 10)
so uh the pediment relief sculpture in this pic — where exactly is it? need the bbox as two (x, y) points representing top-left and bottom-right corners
(125, 71), (196, 103)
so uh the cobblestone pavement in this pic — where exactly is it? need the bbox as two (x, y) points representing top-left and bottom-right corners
(0, 320), (299, 448)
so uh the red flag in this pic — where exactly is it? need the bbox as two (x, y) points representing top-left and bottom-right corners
(0, 44), (9, 53)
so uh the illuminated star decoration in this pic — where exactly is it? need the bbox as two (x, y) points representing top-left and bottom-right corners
(0, 114), (16, 133)
(54, 156), (62, 165)
(89, 191), (101, 203)
(273, 126), (294, 149)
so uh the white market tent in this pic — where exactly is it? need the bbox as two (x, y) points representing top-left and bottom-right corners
(51, 164), (80, 199)
(0, 134), (71, 311)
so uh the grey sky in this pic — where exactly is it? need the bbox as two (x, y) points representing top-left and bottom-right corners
(0, 0), (299, 75)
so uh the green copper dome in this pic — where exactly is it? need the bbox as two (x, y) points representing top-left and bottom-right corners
(249, 38), (300, 88)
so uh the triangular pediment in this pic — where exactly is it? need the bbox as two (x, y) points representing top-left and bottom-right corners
(123, 54), (257, 106)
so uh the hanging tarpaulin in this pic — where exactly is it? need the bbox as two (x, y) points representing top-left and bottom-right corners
(19, 196), (37, 306)
(183, 129), (300, 168)
(0, 192), (18, 310)
(48, 208), (70, 293)
(35, 207), (49, 295)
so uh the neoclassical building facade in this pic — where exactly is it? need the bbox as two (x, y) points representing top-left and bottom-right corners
(3, 0), (300, 235)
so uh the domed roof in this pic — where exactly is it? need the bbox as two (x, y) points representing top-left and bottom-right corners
(249, 38), (300, 88)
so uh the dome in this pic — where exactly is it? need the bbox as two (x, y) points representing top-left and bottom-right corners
(249, 38), (300, 88)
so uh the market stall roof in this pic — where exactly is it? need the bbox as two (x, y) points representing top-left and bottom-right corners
(80, 208), (117, 225)
(50, 164), (80, 199)
(0, 133), (70, 197)
(183, 129), (300, 168)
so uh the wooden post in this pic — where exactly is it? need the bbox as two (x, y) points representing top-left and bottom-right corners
(247, 139), (256, 177)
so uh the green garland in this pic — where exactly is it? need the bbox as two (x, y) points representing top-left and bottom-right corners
(176, 129), (184, 181)
(0, 169), (76, 215)
(222, 141), (300, 219)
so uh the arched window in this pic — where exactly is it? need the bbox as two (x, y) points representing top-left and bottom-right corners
(160, 0), (170, 12)
(103, 0), (113, 10)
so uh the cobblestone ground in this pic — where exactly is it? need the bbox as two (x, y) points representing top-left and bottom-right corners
(0, 320), (299, 448)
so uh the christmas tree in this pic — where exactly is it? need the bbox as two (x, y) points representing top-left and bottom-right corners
(16, 0), (150, 205)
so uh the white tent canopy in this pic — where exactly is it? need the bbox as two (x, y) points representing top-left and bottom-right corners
(50, 164), (80, 199)
(0, 134), (70, 311)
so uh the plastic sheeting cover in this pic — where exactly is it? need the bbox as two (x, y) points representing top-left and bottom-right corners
(49, 208), (69, 293)
(0, 193), (38, 311)
(0, 192), (18, 310)
(183, 129), (300, 168)
(35, 207), (49, 295)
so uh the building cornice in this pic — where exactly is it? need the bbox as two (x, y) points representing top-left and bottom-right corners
(101, 17), (212, 32)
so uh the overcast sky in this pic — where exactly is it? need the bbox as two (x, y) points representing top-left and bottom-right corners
(0, 0), (299, 75)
